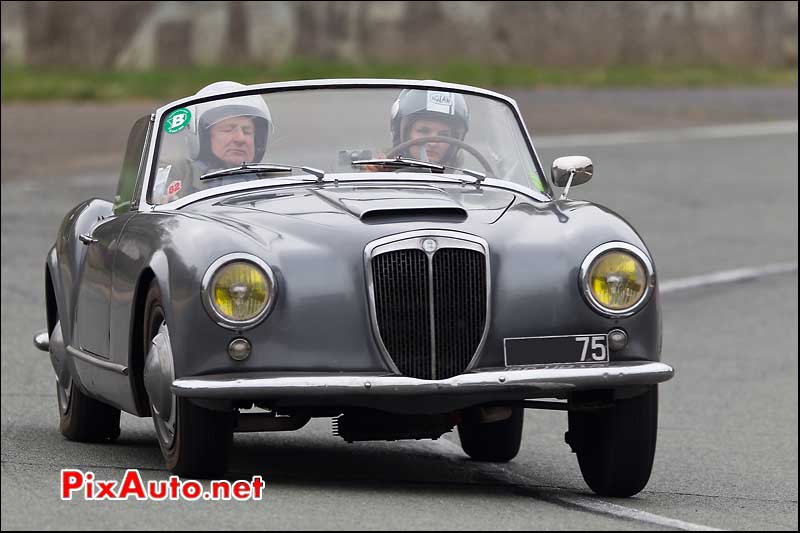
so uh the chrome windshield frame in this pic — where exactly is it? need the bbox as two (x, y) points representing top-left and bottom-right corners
(137, 79), (553, 212)
(153, 172), (550, 212)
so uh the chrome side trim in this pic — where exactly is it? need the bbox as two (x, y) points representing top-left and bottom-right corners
(363, 230), (491, 377)
(579, 242), (656, 318)
(171, 361), (675, 398)
(67, 346), (129, 376)
(201, 253), (278, 330)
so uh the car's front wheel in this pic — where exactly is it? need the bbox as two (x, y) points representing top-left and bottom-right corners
(458, 406), (524, 462)
(143, 281), (233, 478)
(567, 385), (658, 497)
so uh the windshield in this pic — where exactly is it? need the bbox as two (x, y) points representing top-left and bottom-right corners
(149, 86), (545, 204)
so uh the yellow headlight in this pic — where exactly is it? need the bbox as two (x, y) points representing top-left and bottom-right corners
(589, 251), (646, 311)
(211, 261), (271, 322)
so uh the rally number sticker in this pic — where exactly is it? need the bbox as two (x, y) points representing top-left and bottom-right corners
(167, 180), (182, 196)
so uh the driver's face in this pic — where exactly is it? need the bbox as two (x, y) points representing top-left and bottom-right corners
(407, 118), (453, 163)
(209, 116), (256, 166)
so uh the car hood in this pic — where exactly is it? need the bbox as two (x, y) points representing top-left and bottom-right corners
(177, 180), (646, 264)
(211, 183), (516, 225)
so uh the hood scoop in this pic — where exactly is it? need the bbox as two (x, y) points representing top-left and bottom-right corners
(312, 186), (468, 222)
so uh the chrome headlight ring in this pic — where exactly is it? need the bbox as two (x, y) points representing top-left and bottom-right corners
(201, 253), (278, 330)
(579, 242), (656, 318)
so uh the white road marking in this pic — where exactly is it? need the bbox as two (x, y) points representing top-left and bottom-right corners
(534, 120), (798, 148)
(425, 438), (723, 531)
(539, 495), (724, 531)
(660, 262), (798, 294)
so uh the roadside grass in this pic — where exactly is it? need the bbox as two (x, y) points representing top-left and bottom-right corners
(2, 61), (797, 101)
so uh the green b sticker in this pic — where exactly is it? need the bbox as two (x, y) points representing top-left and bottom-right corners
(164, 108), (191, 134)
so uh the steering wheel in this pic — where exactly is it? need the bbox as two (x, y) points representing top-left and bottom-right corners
(386, 136), (495, 177)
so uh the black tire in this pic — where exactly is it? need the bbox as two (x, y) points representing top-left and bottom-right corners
(458, 407), (524, 462)
(58, 377), (121, 443)
(164, 397), (235, 478)
(52, 311), (120, 443)
(143, 281), (233, 478)
(567, 386), (658, 497)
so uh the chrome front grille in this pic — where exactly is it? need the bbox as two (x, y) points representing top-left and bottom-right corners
(367, 232), (489, 380)
(371, 250), (432, 379)
(432, 248), (487, 380)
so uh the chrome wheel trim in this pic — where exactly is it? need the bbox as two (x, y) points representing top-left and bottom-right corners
(149, 321), (177, 450)
(51, 319), (71, 415)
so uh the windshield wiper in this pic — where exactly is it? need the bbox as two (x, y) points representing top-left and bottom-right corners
(200, 162), (325, 181)
(351, 156), (446, 173)
(445, 165), (487, 182)
(351, 156), (486, 182)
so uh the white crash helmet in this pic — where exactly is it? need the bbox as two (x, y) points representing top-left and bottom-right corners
(187, 81), (274, 163)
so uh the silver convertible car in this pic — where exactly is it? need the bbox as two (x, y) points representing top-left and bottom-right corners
(35, 79), (674, 496)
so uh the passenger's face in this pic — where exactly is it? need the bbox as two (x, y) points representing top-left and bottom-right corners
(407, 119), (453, 163)
(209, 116), (256, 166)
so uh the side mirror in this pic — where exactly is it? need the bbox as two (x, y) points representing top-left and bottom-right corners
(551, 156), (593, 188)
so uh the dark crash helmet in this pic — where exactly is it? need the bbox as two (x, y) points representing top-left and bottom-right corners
(389, 89), (469, 164)
(189, 81), (274, 167)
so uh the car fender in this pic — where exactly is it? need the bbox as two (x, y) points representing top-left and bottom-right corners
(54, 198), (114, 344)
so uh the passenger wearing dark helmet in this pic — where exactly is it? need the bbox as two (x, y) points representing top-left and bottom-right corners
(389, 89), (469, 166)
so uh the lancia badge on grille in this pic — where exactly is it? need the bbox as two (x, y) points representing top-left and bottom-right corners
(421, 238), (438, 253)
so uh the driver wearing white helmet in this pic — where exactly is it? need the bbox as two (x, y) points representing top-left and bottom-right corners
(154, 81), (273, 203)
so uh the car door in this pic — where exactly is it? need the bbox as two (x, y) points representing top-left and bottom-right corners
(75, 115), (152, 357)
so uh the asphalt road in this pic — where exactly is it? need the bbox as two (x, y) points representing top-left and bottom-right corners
(1, 88), (797, 530)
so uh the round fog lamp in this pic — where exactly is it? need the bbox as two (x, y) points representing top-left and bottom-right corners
(228, 338), (252, 361)
(608, 329), (628, 351)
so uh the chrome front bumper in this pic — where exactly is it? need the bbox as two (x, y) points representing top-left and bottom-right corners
(172, 361), (674, 402)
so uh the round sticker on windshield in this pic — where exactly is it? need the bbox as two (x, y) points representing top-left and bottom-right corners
(164, 108), (191, 134)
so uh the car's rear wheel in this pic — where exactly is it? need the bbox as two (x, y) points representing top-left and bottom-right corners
(567, 385), (658, 497)
(54, 320), (121, 442)
(458, 406), (524, 462)
(143, 281), (233, 478)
